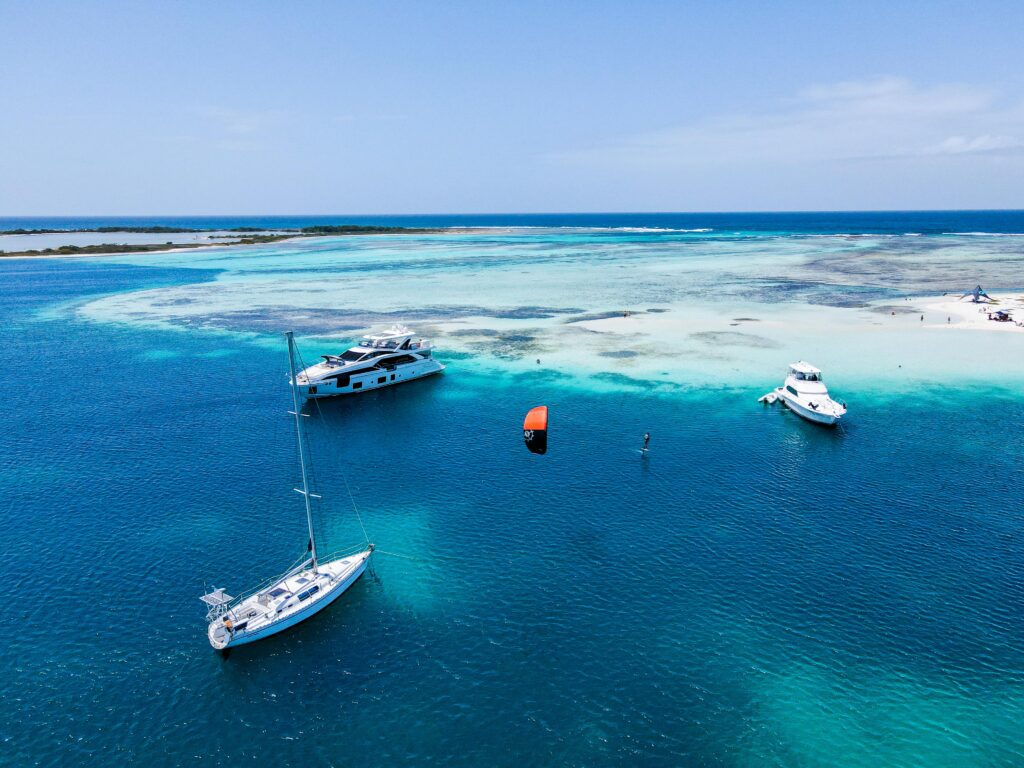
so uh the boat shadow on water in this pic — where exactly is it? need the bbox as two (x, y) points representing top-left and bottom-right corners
(769, 401), (856, 444)
(302, 367), (447, 423)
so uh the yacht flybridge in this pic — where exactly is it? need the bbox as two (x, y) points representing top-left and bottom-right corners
(294, 325), (444, 398)
(200, 332), (373, 651)
(769, 361), (847, 426)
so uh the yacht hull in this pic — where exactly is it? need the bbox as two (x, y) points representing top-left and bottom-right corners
(208, 551), (371, 650)
(779, 394), (841, 426)
(301, 361), (444, 399)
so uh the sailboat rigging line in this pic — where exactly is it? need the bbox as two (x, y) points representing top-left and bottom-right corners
(286, 332), (319, 572)
(300, 422), (326, 540)
(341, 472), (371, 547)
(372, 549), (462, 565)
(283, 424), (324, 549)
(290, 337), (334, 555)
(373, 549), (427, 562)
(293, 335), (372, 548)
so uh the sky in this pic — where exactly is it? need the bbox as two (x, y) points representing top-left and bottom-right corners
(1, 0), (1023, 214)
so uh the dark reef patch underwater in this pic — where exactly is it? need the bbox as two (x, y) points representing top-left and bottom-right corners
(1, 213), (1023, 766)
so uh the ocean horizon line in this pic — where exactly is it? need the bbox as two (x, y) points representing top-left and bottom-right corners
(5, 207), (1024, 218)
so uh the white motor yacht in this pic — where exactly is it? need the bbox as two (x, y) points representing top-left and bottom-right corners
(293, 325), (444, 398)
(775, 361), (847, 426)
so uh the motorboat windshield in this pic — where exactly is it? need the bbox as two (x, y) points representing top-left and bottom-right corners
(788, 361), (823, 382)
(792, 370), (822, 382)
(359, 338), (408, 350)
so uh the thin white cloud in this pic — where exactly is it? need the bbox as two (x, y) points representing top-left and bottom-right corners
(551, 77), (1024, 170)
(920, 134), (1024, 155)
(793, 76), (994, 117)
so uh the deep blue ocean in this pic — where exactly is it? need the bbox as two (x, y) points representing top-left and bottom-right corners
(3, 209), (1024, 235)
(1, 212), (1023, 766)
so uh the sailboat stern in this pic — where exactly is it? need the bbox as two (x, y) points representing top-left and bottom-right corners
(208, 620), (231, 650)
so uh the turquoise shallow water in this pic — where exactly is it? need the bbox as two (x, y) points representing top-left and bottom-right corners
(1, 216), (1023, 766)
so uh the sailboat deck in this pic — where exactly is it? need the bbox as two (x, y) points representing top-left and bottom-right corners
(208, 551), (371, 649)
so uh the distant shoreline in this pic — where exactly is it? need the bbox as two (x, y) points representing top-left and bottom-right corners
(0, 224), (444, 236)
(0, 225), (444, 259)
(6, 216), (1024, 259)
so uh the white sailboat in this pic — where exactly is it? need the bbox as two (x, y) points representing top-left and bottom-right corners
(200, 331), (374, 650)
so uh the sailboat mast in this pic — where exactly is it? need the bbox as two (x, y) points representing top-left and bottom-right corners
(286, 331), (318, 572)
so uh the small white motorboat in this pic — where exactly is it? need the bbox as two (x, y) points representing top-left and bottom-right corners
(775, 361), (847, 426)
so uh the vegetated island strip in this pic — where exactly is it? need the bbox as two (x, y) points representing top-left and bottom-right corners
(0, 226), (266, 235)
(0, 225), (441, 258)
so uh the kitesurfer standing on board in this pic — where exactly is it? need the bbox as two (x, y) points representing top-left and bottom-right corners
(642, 432), (650, 453)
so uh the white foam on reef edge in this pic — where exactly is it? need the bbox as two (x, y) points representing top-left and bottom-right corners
(944, 232), (1024, 236)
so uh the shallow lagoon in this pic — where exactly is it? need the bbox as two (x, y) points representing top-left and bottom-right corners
(1, 218), (1023, 766)
(81, 227), (1024, 392)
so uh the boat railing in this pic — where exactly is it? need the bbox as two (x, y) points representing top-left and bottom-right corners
(210, 555), (312, 614)
(318, 543), (371, 564)
(809, 397), (845, 414)
(206, 543), (371, 622)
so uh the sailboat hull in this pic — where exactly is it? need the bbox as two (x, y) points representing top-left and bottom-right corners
(208, 550), (372, 650)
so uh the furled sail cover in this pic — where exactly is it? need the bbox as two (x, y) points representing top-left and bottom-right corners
(523, 406), (548, 455)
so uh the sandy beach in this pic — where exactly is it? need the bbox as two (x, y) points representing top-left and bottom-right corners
(566, 292), (1024, 336)
(45, 225), (1023, 393)
(921, 293), (1024, 332)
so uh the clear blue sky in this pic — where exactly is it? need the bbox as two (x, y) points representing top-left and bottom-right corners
(2, 0), (1022, 214)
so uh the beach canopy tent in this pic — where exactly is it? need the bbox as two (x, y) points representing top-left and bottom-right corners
(968, 285), (992, 302)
